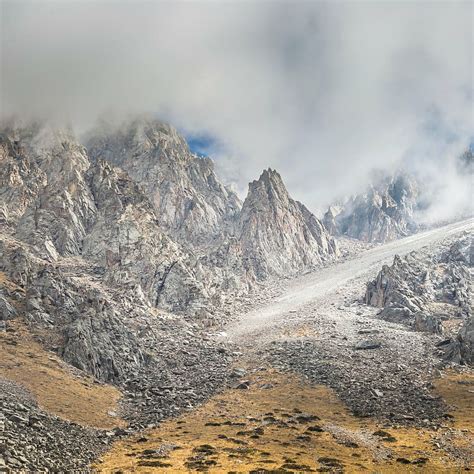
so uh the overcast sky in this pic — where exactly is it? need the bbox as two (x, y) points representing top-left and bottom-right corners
(1, 0), (472, 212)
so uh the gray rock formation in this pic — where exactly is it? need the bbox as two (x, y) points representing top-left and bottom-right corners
(86, 119), (338, 282)
(0, 123), (226, 312)
(365, 235), (472, 337)
(441, 235), (474, 365)
(85, 118), (338, 283)
(86, 117), (241, 246)
(322, 204), (342, 236)
(0, 122), (48, 230)
(1, 119), (338, 391)
(325, 173), (420, 243)
(239, 169), (338, 279)
(444, 316), (474, 365)
(0, 121), (236, 396)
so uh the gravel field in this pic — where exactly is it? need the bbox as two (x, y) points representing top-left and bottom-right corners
(222, 218), (473, 424)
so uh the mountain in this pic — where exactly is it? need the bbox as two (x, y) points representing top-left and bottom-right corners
(324, 172), (420, 243)
(86, 117), (241, 247)
(239, 169), (338, 279)
(2, 118), (472, 472)
(0, 122), (235, 382)
(0, 119), (338, 385)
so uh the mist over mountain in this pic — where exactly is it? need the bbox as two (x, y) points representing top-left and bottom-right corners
(2, 1), (472, 216)
(323, 155), (473, 243)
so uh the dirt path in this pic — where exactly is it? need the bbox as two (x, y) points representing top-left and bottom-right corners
(225, 217), (473, 339)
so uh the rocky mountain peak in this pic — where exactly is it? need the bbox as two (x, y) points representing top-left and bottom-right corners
(90, 116), (190, 164)
(244, 168), (291, 213)
(86, 116), (241, 246)
(239, 168), (338, 279)
(256, 167), (284, 185)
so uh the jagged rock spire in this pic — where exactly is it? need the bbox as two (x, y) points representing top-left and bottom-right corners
(239, 168), (338, 278)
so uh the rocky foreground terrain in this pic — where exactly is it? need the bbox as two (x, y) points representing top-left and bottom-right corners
(0, 116), (472, 472)
(96, 223), (473, 472)
(1, 378), (107, 471)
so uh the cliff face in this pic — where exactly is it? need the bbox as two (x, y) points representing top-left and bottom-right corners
(86, 118), (241, 246)
(239, 169), (338, 279)
(0, 123), (213, 312)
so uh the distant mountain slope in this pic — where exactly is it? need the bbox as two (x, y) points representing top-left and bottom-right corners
(325, 147), (474, 244)
(0, 120), (339, 389)
(324, 173), (421, 243)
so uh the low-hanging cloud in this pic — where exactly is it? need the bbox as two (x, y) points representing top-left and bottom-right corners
(1, 0), (472, 213)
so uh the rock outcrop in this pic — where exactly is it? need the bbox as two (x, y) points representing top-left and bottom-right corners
(86, 117), (241, 246)
(0, 123), (48, 229)
(239, 169), (338, 279)
(322, 204), (342, 236)
(444, 315), (474, 365)
(441, 235), (474, 365)
(365, 234), (472, 337)
(325, 173), (420, 243)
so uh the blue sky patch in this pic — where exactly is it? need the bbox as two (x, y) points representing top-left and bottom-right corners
(185, 133), (217, 157)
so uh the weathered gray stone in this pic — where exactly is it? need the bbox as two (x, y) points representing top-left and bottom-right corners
(239, 168), (338, 279)
(86, 117), (241, 247)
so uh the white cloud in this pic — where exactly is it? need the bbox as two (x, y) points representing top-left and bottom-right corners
(1, 0), (472, 214)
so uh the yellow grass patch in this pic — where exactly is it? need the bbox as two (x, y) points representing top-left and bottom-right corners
(435, 370), (474, 429)
(96, 369), (473, 473)
(0, 320), (125, 429)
